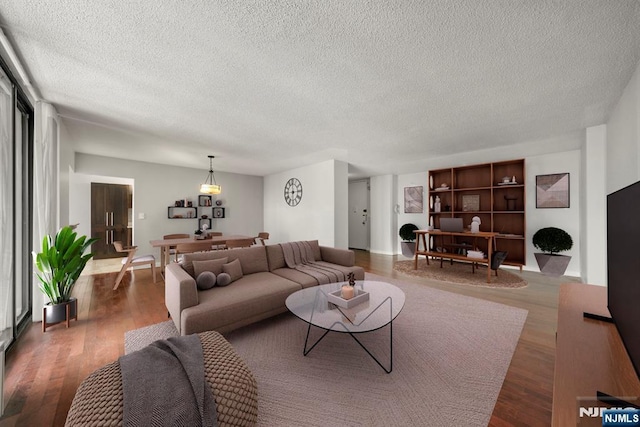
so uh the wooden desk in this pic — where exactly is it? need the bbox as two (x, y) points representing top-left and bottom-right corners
(552, 283), (640, 426)
(150, 234), (254, 272)
(413, 229), (498, 283)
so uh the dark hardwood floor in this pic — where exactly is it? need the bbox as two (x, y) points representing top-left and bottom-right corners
(0, 251), (563, 426)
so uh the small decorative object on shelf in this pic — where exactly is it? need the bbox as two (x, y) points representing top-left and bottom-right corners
(348, 272), (356, 287)
(470, 216), (481, 233)
(215, 200), (222, 206)
(213, 207), (225, 218)
(434, 196), (441, 213)
(198, 195), (212, 207)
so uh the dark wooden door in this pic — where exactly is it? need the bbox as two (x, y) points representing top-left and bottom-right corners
(91, 183), (132, 259)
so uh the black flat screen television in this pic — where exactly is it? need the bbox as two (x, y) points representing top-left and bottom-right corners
(607, 180), (640, 380)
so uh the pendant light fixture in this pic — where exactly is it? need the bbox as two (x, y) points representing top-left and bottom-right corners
(200, 155), (221, 194)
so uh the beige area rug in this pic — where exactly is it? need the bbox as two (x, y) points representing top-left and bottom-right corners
(123, 273), (527, 426)
(394, 259), (528, 289)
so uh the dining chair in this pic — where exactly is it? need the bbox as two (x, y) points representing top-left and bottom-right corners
(254, 232), (269, 246)
(205, 231), (225, 250)
(225, 238), (256, 249)
(163, 233), (190, 262)
(112, 241), (156, 290)
(175, 241), (214, 261)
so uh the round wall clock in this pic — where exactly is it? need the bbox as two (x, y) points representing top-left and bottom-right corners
(284, 178), (303, 207)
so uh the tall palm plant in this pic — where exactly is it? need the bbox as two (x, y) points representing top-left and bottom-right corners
(33, 226), (98, 304)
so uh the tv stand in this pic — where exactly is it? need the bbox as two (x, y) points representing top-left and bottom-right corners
(583, 311), (613, 323)
(552, 283), (640, 426)
(597, 390), (640, 410)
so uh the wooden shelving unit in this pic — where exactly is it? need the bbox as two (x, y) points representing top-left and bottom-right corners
(428, 159), (526, 268)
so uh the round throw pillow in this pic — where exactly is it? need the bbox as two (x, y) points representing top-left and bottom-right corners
(196, 271), (217, 290)
(216, 272), (232, 287)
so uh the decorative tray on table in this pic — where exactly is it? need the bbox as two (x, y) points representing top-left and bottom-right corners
(327, 288), (370, 309)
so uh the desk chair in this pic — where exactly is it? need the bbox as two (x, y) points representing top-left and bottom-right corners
(225, 238), (255, 249)
(163, 233), (190, 262)
(113, 241), (157, 290)
(254, 232), (269, 246)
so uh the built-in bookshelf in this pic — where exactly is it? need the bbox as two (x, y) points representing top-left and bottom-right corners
(428, 159), (526, 268)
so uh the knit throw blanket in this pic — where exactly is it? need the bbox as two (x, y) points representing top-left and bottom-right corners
(280, 241), (346, 284)
(119, 334), (217, 427)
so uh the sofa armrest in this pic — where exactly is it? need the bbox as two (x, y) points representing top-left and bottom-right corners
(165, 263), (199, 334)
(319, 246), (355, 267)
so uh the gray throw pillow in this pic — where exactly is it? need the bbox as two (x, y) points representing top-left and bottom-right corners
(196, 271), (217, 290)
(222, 258), (243, 282)
(216, 272), (232, 287)
(192, 257), (228, 277)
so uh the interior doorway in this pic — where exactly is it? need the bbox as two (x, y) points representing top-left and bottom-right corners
(91, 183), (132, 259)
(348, 179), (370, 250)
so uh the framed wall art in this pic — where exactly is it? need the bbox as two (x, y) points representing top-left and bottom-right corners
(404, 186), (423, 213)
(536, 173), (570, 208)
(462, 194), (480, 212)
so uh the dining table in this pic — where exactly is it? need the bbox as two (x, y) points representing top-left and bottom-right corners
(149, 234), (254, 273)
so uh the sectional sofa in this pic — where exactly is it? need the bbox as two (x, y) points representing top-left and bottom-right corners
(165, 240), (365, 335)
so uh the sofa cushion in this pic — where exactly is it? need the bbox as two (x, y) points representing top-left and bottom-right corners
(226, 246), (269, 275)
(216, 273), (232, 287)
(181, 246), (269, 278)
(196, 271), (217, 290)
(182, 272), (301, 335)
(271, 268), (319, 289)
(193, 258), (228, 277)
(265, 245), (286, 271)
(266, 240), (322, 271)
(222, 259), (243, 282)
(307, 240), (321, 260)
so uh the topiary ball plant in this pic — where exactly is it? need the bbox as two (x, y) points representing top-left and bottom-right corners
(399, 223), (419, 242)
(532, 227), (573, 255)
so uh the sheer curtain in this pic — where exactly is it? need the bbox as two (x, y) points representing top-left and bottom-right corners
(0, 71), (13, 346)
(32, 101), (59, 317)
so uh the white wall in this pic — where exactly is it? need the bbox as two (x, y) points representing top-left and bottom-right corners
(581, 125), (607, 286)
(72, 153), (263, 257)
(333, 160), (349, 249)
(607, 59), (640, 194)
(264, 159), (348, 248)
(369, 174), (397, 255)
(396, 172), (429, 256)
(58, 119), (74, 228)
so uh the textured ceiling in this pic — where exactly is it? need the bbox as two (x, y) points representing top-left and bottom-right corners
(1, 1), (639, 177)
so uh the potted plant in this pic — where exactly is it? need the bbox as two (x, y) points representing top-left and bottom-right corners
(532, 227), (573, 276)
(33, 226), (97, 331)
(399, 223), (419, 258)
